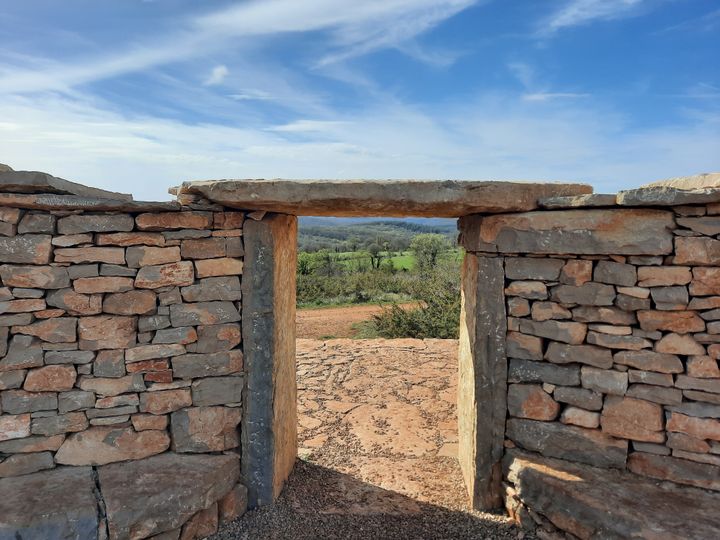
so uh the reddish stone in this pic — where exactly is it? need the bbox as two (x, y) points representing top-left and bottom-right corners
(655, 333), (704, 355)
(139, 389), (192, 415)
(667, 412), (720, 441)
(560, 259), (593, 286)
(194, 258), (243, 278)
(560, 407), (600, 429)
(213, 212), (244, 230)
(134, 261), (195, 289)
(103, 290), (157, 315)
(54, 247), (125, 264)
(687, 356), (720, 378)
(79, 316), (136, 350)
(0, 413), (31, 442)
(637, 310), (705, 334)
(181, 238), (226, 259)
(96, 232), (166, 247)
(601, 396), (664, 443)
(24, 365), (77, 392)
(144, 370), (173, 383)
(690, 267), (720, 296)
(12, 317), (77, 343)
(74, 276), (134, 294)
(126, 246), (181, 268)
(78, 374), (145, 396)
(55, 427), (170, 465)
(35, 309), (66, 319)
(218, 484), (248, 523)
(179, 503), (218, 540)
(46, 288), (102, 315)
(131, 413), (168, 431)
(674, 237), (720, 265)
(0, 299), (46, 313)
(136, 212), (212, 231)
(126, 359), (169, 373)
(507, 384), (560, 421)
(637, 266), (691, 287)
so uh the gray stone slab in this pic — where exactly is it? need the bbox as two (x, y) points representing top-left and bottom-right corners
(177, 179), (592, 217)
(458, 254), (507, 510)
(0, 169), (132, 199)
(98, 452), (239, 540)
(617, 185), (720, 206)
(538, 193), (617, 209)
(0, 192), (179, 212)
(242, 213), (298, 507)
(505, 449), (720, 539)
(0, 466), (99, 540)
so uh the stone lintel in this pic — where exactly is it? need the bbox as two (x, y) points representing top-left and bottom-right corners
(539, 193), (617, 209)
(0, 170), (133, 200)
(458, 253), (507, 510)
(242, 213), (298, 507)
(177, 179), (592, 217)
(459, 209), (675, 255)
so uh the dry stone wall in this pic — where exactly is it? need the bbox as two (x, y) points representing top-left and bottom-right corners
(0, 194), (248, 539)
(461, 202), (720, 534)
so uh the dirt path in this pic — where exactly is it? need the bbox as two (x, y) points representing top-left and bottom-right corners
(296, 304), (416, 339)
(212, 339), (524, 540)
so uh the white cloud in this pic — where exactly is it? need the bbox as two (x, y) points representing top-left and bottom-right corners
(523, 92), (591, 102)
(204, 65), (228, 86)
(1, 91), (717, 202)
(540, 0), (648, 35)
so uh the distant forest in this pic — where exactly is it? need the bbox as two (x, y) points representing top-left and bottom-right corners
(298, 218), (457, 252)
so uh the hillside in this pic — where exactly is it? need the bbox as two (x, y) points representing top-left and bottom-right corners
(298, 217), (457, 252)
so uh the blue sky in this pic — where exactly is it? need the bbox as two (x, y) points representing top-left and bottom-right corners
(0, 0), (718, 201)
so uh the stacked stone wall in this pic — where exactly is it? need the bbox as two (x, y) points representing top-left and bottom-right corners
(0, 201), (248, 538)
(461, 203), (720, 500)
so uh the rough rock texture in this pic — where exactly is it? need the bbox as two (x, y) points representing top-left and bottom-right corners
(505, 450), (720, 540)
(177, 179), (592, 217)
(99, 453), (239, 539)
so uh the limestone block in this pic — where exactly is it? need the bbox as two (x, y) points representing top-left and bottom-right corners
(139, 389), (192, 415)
(74, 276), (134, 294)
(55, 426), (170, 465)
(0, 235), (52, 264)
(46, 288), (102, 315)
(637, 266), (691, 287)
(96, 231), (166, 246)
(126, 246), (181, 268)
(24, 365), (76, 392)
(613, 350), (683, 373)
(57, 214), (134, 234)
(54, 247), (125, 264)
(78, 374), (145, 396)
(135, 261), (195, 289)
(12, 317), (77, 343)
(601, 396), (664, 442)
(0, 413), (31, 441)
(0, 265), (69, 289)
(171, 406), (242, 452)
(136, 211), (213, 230)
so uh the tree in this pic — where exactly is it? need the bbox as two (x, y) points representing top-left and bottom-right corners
(410, 233), (449, 272)
(367, 243), (384, 269)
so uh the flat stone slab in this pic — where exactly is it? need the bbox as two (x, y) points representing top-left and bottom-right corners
(538, 193), (617, 209)
(98, 452), (239, 539)
(0, 192), (179, 212)
(505, 450), (720, 540)
(0, 466), (99, 540)
(177, 179), (592, 217)
(618, 185), (720, 206)
(0, 170), (132, 200)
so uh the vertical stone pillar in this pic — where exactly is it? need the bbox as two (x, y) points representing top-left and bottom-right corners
(458, 253), (507, 510)
(241, 213), (298, 507)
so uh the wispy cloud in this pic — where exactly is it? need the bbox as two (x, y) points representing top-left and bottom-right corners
(0, 0), (477, 94)
(522, 92), (590, 102)
(204, 65), (228, 86)
(508, 62), (590, 102)
(540, 0), (648, 35)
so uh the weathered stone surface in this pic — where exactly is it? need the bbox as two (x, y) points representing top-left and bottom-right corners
(638, 310), (704, 333)
(17, 213), (56, 234)
(0, 434), (64, 453)
(59, 390), (96, 413)
(78, 374), (145, 396)
(519, 319), (586, 345)
(187, 324), (239, 354)
(581, 366), (628, 395)
(101, 289), (157, 316)
(628, 452), (720, 491)
(31, 412), (88, 436)
(0, 265), (69, 289)
(45, 288), (102, 315)
(99, 453), (239, 539)
(463, 209), (674, 255)
(57, 214), (134, 235)
(192, 376), (243, 406)
(219, 484), (248, 523)
(171, 406), (241, 452)
(506, 450), (720, 539)
(132, 413), (168, 431)
(1, 390), (57, 414)
(561, 406), (600, 428)
(52, 233), (93, 247)
(690, 267), (720, 296)
(676, 375), (720, 394)
(650, 286), (689, 310)
(0, 369), (26, 390)
(126, 246), (181, 268)
(504, 258), (564, 281)
(0, 335), (43, 371)
(553, 386), (603, 410)
(507, 384), (559, 421)
(54, 247), (125, 264)
(74, 276), (134, 294)
(0, 234), (51, 264)
(629, 369), (673, 387)
(538, 193), (617, 209)
(0, 413), (31, 441)
(13, 317), (77, 343)
(560, 259), (593, 286)
(627, 383), (682, 405)
(0, 452), (55, 478)
(97, 231), (166, 246)
(656, 333), (705, 355)
(687, 355), (720, 378)
(78, 315), (136, 350)
(550, 283), (616, 306)
(508, 358), (580, 386)
(136, 211), (213, 230)
(183, 179), (591, 218)
(135, 261), (195, 289)
(99, 263), (136, 277)
(614, 350), (683, 373)
(140, 389), (192, 415)
(153, 327), (197, 346)
(181, 237), (226, 260)
(506, 419), (627, 468)
(544, 342), (613, 368)
(93, 350), (125, 378)
(506, 332), (542, 361)
(504, 281), (546, 299)
(589, 323), (631, 335)
(124, 344), (185, 364)
(24, 365), (76, 392)
(637, 266), (691, 287)
(675, 237), (720, 265)
(0, 299), (45, 314)
(669, 401), (720, 418)
(601, 396), (664, 442)
(530, 301), (570, 321)
(194, 257), (243, 278)
(667, 412), (720, 441)
(55, 426), (169, 465)
(170, 301), (240, 327)
(180, 503), (218, 540)
(572, 306), (636, 325)
(587, 331), (650, 350)
(180, 276), (242, 303)
(594, 260), (636, 286)
(172, 350), (243, 379)
(0, 466), (99, 539)
(617, 286), (650, 299)
(506, 297), (529, 317)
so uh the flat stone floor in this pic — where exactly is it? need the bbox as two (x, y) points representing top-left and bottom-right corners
(212, 338), (523, 539)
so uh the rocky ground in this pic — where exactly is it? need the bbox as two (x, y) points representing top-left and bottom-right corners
(212, 334), (525, 540)
(295, 303), (417, 339)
